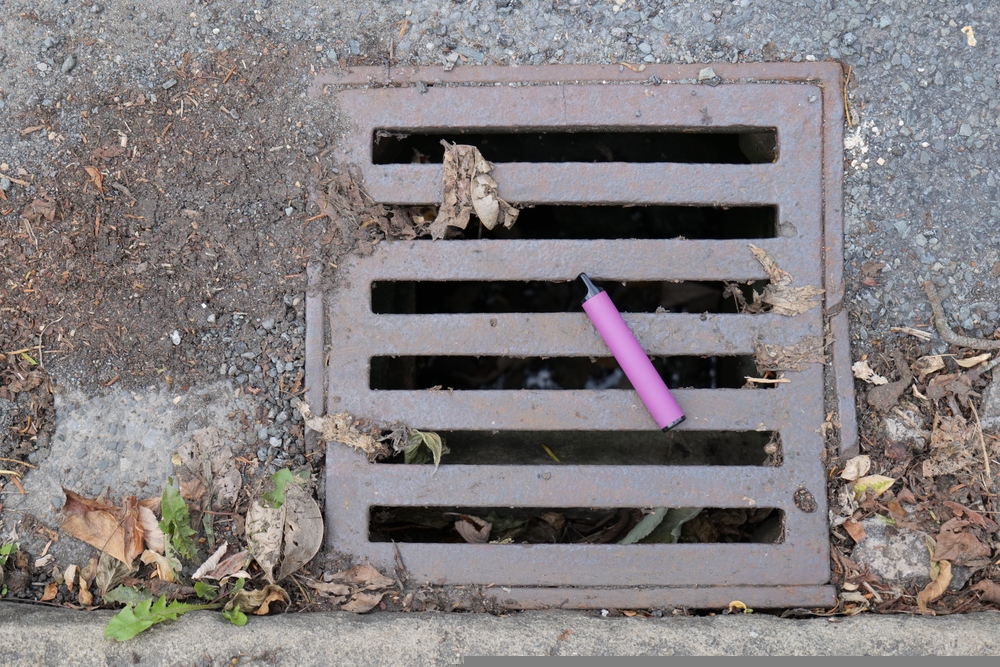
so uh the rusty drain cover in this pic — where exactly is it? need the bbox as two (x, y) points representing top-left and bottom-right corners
(305, 64), (855, 610)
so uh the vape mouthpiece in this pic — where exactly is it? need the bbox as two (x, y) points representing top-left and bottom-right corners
(576, 273), (605, 302)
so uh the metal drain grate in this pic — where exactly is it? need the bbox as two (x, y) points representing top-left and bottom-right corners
(308, 64), (854, 609)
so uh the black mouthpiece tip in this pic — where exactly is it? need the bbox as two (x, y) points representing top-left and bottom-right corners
(576, 273), (605, 303)
(661, 415), (686, 432)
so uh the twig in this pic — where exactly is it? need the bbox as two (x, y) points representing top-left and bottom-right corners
(745, 376), (791, 384)
(37, 315), (64, 368)
(0, 457), (37, 468)
(843, 65), (854, 128)
(971, 403), (991, 483)
(924, 282), (1000, 350)
(891, 326), (933, 342)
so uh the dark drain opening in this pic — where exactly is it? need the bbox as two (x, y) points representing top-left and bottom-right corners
(369, 507), (785, 544)
(370, 355), (762, 390)
(372, 129), (778, 164)
(402, 205), (778, 240)
(372, 280), (764, 314)
(381, 430), (779, 466)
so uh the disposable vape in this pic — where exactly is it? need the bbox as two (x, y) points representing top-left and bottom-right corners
(577, 273), (685, 431)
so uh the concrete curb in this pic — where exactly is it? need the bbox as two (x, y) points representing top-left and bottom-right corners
(2, 605), (999, 664)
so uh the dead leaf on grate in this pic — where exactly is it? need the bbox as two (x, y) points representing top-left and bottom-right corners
(932, 518), (991, 566)
(245, 501), (284, 584)
(972, 579), (1000, 605)
(295, 401), (395, 461)
(430, 142), (519, 239)
(852, 360), (888, 385)
(95, 552), (136, 597)
(747, 245), (824, 316)
(754, 336), (826, 373)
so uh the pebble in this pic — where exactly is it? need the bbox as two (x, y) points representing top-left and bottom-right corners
(698, 67), (716, 81)
(0, 178), (10, 192)
(258, 427), (269, 441)
(61, 55), (76, 73)
(269, 436), (282, 447)
(207, 313), (216, 324)
(261, 318), (276, 331)
(170, 330), (181, 346)
(162, 78), (178, 90)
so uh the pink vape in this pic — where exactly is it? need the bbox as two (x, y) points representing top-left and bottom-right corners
(578, 273), (685, 431)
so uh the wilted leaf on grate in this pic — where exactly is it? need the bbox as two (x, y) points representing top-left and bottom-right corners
(404, 429), (449, 470)
(430, 142), (519, 240)
(451, 514), (492, 544)
(747, 245), (823, 316)
(851, 360), (888, 385)
(295, 401), (397, 461)
(619, 507), (702, 545)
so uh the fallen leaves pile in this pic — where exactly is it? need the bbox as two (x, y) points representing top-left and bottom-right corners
(0, 428), (400, 641)
(832, 343), (1000, 615)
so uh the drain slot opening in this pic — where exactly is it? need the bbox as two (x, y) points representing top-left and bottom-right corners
(372, 129), (778, 164)
(373, 280), (765, 314)
(381, 430), (780, 466)
(370, 506), (785, 544)
(370, 355), (762, 390)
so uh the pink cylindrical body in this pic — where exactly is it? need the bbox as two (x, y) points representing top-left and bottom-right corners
(582, 291), (685, 430)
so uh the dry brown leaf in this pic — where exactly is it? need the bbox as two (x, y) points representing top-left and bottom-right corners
(956, 353), (992, 368)
(912, 355), (946, 378)
(174, 427), (243, 510)
(454, 517), (492, 544)
(96, 552), (135, 597)
(843, 519), (866, 543)
(61, 489), (145, 567)
(63, 564), (78, 594)
(78, 574), (93, 606)
(852, 360), (889, 385)
(942, 501), (999, 532)
(933, 518), (991, 565)
(137, 506), (164, 554)
(40, 582), (58, 602)
(917, 559), (951, 614)
(840, 455), (871, 482)
(204, 550), (249, 581)
(276, 483), (324, 581)
(748, 245), (824, 316)
(342, 591), (386, 614)
(22, 197), (57, 224)
(923, 414), (978, 477)
(296, 402), (392, 460)
(226, 584), (290, 616)
(972, 579), (1000, 605)
(304, 579), (352, 597)
(84, 166), (104, 192)
(246, 501), (284, 585)
(323, 564), (395, 589)
(192, 543), (227, 580)
(141, 549), (179, 583)
(430, 142), (518, 239)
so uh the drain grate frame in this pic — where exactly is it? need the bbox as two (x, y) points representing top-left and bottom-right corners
(308, 63), (854, 610)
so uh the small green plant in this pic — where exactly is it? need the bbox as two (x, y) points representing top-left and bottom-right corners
(404, 429), (449, 470)
(159, 482), (198, 560)
(193, 581), (217, 601)
(0, 542), (16, 567)
(261, 468), (308, 509)
(221, 578), (248, 626)
(104, 595), (216, 641)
